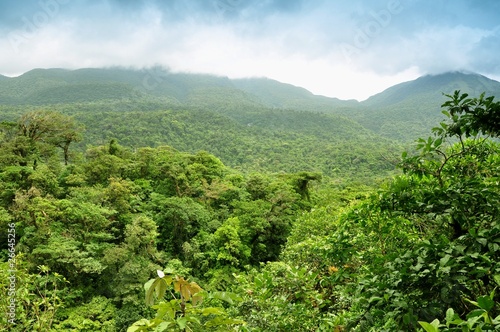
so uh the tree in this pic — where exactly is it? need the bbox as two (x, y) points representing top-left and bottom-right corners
(0, 111), (83, 168)
(440, 90), (500, 139)
(344, 91), (500, 330)
(399, 91), (500, 238)
(149, 194), (211, 256)
(17, 110), (84, 165)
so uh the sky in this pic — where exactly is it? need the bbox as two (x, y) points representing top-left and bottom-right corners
(0, 0), (499, 101)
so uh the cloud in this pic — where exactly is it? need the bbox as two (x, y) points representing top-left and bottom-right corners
(0, 0), (499, 100)
(348, 25), (495, 75)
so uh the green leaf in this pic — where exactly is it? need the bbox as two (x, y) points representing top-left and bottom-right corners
(184, 315), (201, 325)
(156, 279), (168, 303)
(146, 278), (162, 306)
(127, 319), (150, 332)
(439, 254), (451, 266)
(144, 278), (155, 292)
(145, 277), (173, 306)
(368, 296), (383, 304)
(477, 295), (494, 311)
(445, 308), (455, 322)
(176, 317), (187, 330)
(155, 301), (176, 320)
(445, 308), (463, 325)
(403, 313), (414, 325)
(494, 275), (500, 286)
(418, 320), (440, 332)
(466, 315), (482, 330)
(156, 322), (174, 332)
(201, 307), (225, 316)
(211, 291), (242, 305)
(466, 309), (485, 319)
(477, 238), (487, 246)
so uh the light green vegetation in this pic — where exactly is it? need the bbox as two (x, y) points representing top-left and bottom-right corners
(0, 67), (499, 331)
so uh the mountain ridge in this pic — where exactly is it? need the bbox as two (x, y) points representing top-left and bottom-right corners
(363, 71), (500, 107)
(2, 67), (499, 106)
(1, 67), (499, 142)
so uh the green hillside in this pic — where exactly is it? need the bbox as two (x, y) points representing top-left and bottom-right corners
(0, 101), (399, 183)
(2, 67), (499, 178)
(0, 68), (251, 106)
(0, 67), (359, 111)
(363, 71), (500, 108)
(0, 67), (408, 182)
(1, 91), (499, 331)
(232, 77), (358, 111)
(2, 69), (499, 144)
(349, 72), (500, 141)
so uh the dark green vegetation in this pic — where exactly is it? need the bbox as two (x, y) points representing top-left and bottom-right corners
(0, 67), (409, 183)
(1, 67), (499, 142)
(1, 68), (500, 331)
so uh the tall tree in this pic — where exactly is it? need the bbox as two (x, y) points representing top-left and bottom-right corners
(14, 110), (83, 166)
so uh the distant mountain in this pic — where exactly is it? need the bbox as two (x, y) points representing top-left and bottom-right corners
(0, 68), (177, 105)
(1, 68), (499, 144)
(0, 67), (356, 111)
(343, 72), (500, 142)
(363, 71), (500, 108)
(232, 77), (358, 110)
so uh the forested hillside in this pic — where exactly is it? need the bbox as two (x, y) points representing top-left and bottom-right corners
(1, 67), (499, 331)
(0, 102), (398, 184)
(343, 72), (500, 142)
(0, 66), (407, 184)
(1, 68), (499, 143)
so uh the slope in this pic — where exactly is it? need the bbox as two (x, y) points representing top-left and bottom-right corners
(0, 67), (358, 113)
(344, 72), (500, 142)
(0, 100), (400, 183)
(232, 77), (358, 111)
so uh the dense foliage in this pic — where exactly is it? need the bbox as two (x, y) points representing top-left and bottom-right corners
(1, 90), (499, 331)
(0, 101), (400, 184)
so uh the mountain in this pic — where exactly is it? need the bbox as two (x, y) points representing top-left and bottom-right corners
(0, 67), (405, 181)
(340, 72), (500, 142)
(0, 68), (176, 105)
(232, 77), (358, 111)
(363, 71), (500, 108)
(1, 68), (499, 144)
(2, 67), (499, 181)
(0, 67), (356, 111)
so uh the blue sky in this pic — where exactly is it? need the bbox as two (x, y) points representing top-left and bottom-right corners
(1, 0), (499, 100)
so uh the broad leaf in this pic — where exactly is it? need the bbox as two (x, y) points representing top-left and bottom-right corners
(176, 317), (187, 330)
(418, 320), (440, 332)
(477, 295), (494, 311)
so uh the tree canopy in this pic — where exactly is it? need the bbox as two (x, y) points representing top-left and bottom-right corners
(1, 91), (499, 331)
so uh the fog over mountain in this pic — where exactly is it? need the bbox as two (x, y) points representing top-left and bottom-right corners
(1, 0), (499, 100)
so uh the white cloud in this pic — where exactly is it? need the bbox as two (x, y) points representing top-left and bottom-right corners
(0, 0), (499, 99)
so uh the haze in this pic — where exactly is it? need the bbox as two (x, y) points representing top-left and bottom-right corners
(1, 0), (499, 100)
